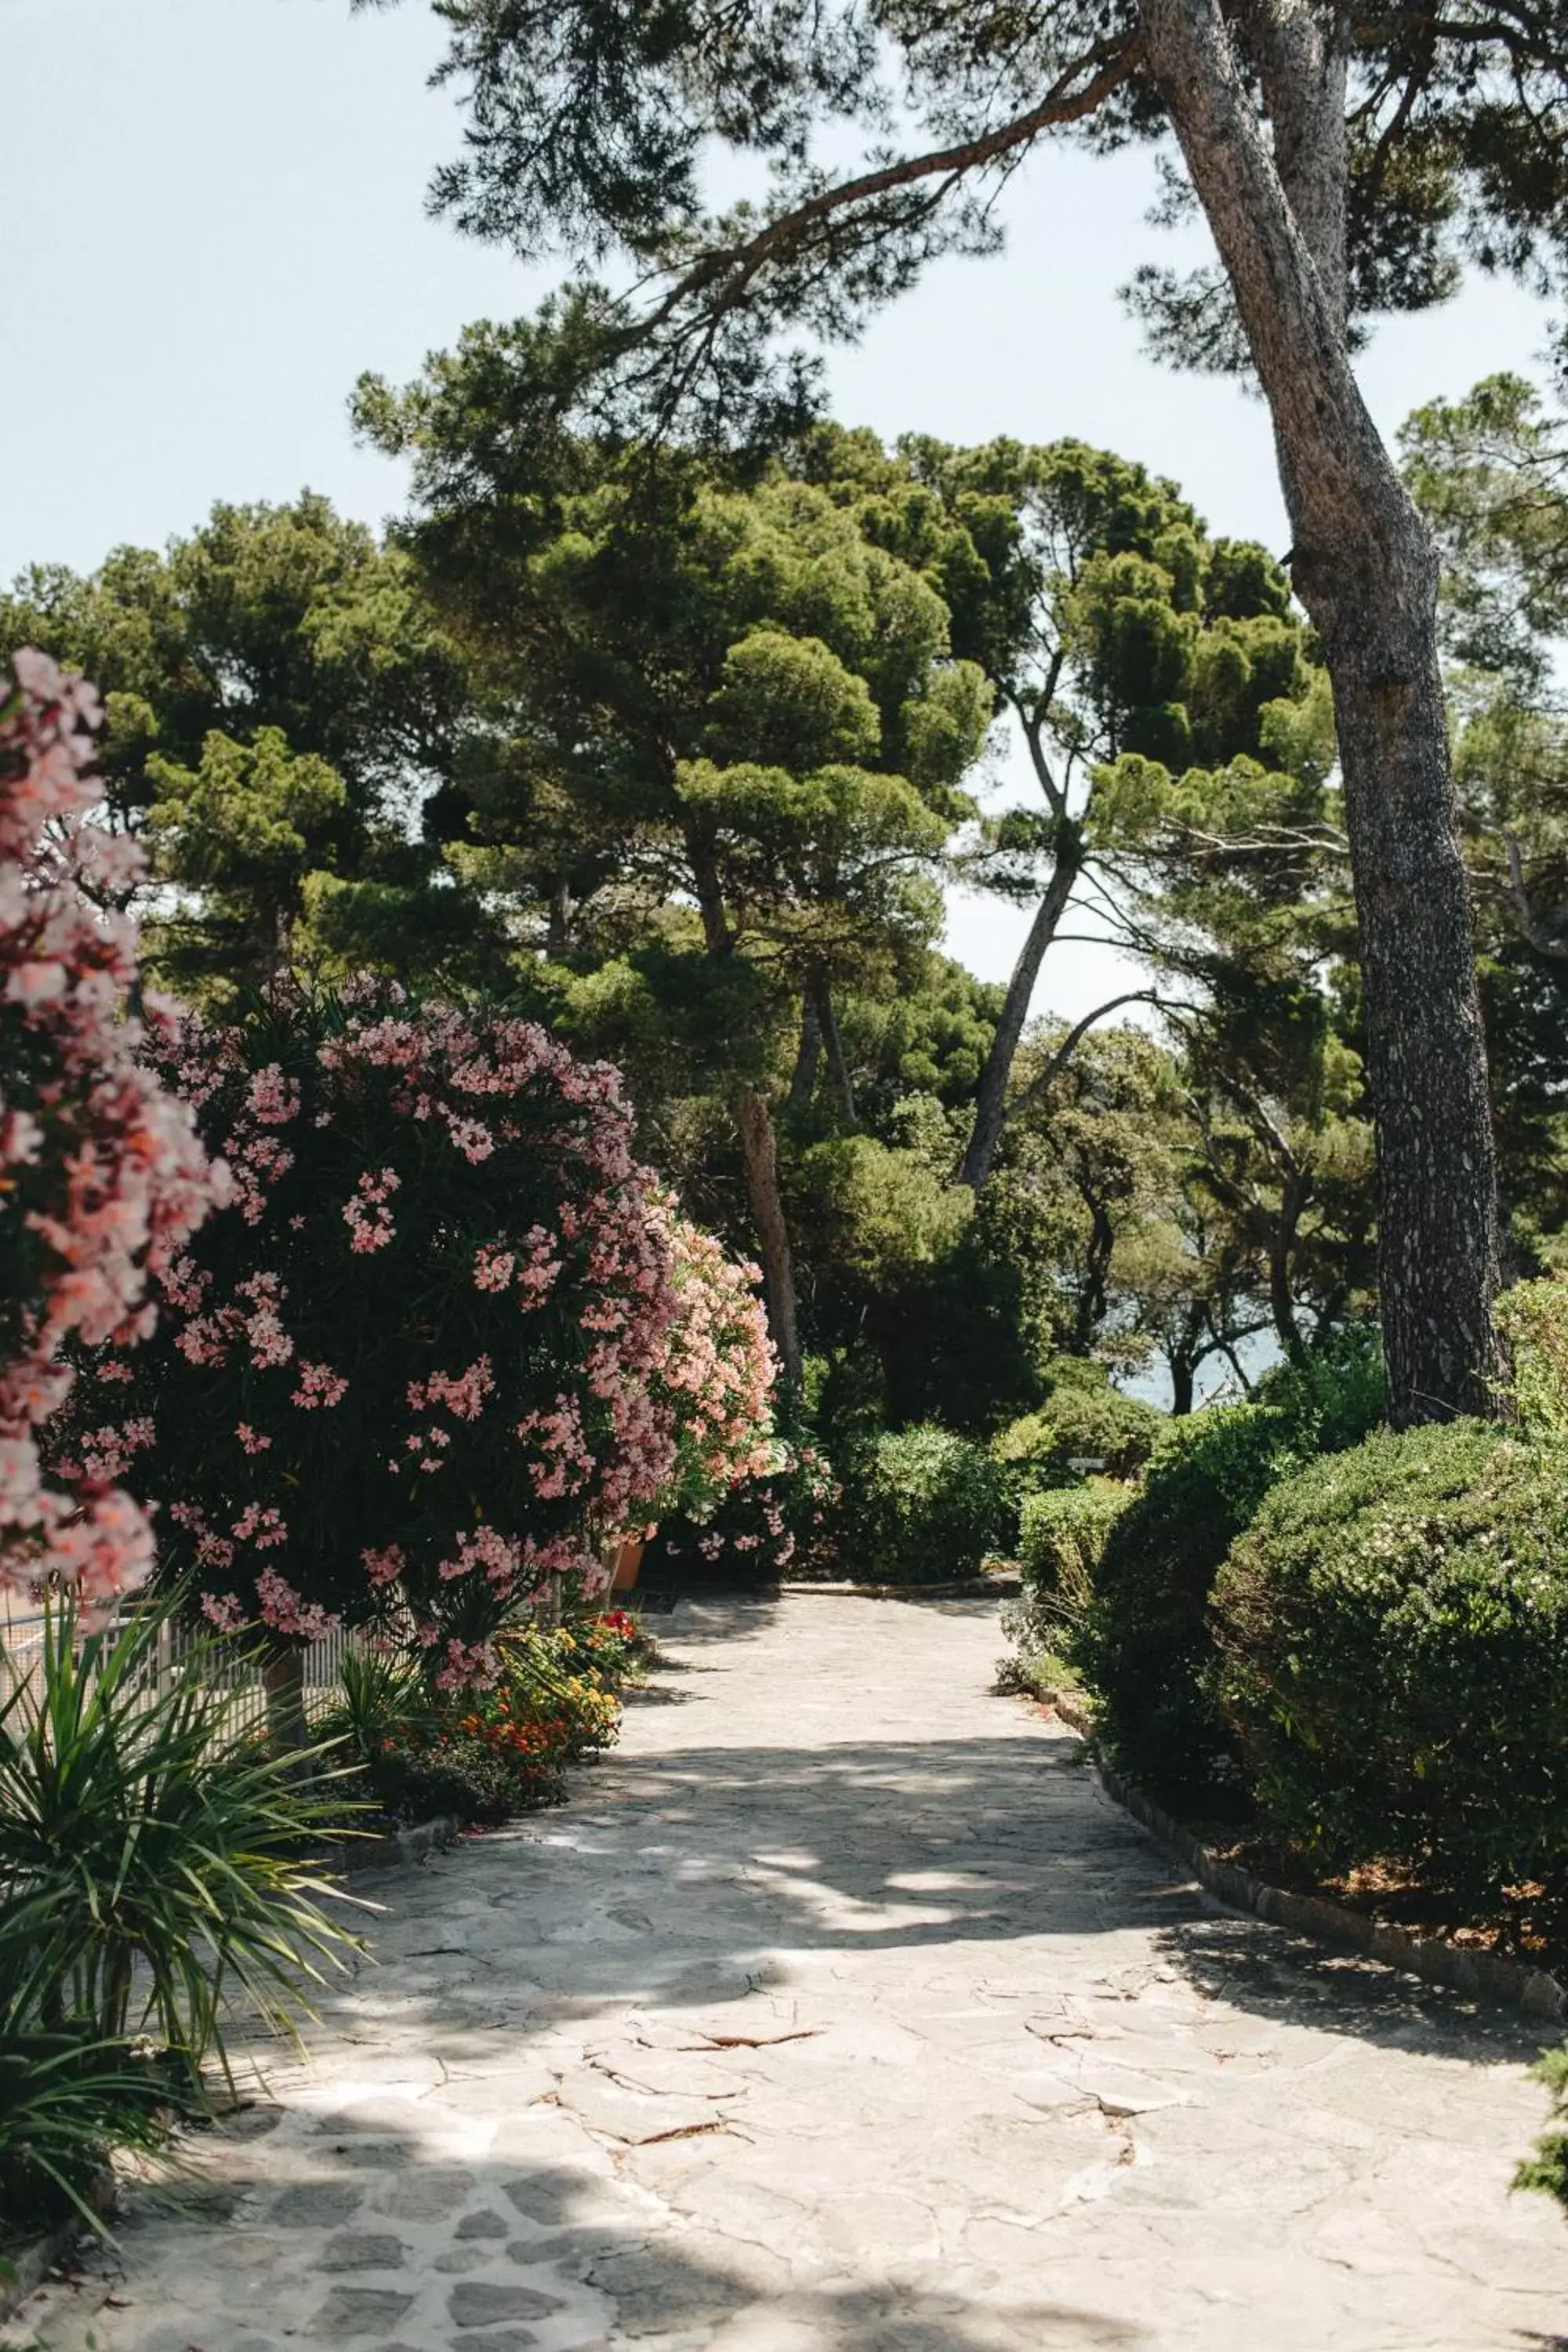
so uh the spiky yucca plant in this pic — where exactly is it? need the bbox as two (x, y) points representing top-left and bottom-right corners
(0, 1594), (366, 2075)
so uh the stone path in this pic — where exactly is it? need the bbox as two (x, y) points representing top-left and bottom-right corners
(27, 1593), (1568, 2351)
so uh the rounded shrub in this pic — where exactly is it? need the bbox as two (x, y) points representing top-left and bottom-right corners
(1497, 1271), (1568, 1446)
(652, 1424), (840, 1581)
(993, 1380), (1163, 1489)
(61, 982), (773, 1692)
(1210, 1421), (1568, 1925)
(1019, 1484), (1127, 1628)
(1001, 1483), (1128, 1690)
(1074, 1338), (1385, 1800)
(850, 1425), (1015, 1584)
(1076, 1402), (1300, 1798)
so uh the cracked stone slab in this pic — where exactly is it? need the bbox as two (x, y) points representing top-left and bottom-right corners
(67, 1593), (1568, 2352)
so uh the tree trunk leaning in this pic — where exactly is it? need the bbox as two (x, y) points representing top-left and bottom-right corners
(812, 975), (858, 1129)
(1138, 0), (1507, 1424)
(960, 839), (1081, 1190)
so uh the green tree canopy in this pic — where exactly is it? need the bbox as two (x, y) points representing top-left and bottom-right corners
(0, 494), (489, 999)
(365, 0), (1568, 1421)
(359, 343), (995, 1378)
(1400, 373), (1568, 1261)
(807, 429), (1318, 1188)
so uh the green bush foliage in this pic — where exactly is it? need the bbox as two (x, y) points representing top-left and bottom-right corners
(848, 1425), (1016, 1583)
(1076, 1401), (1298, 1796)
(1019, 1485), (1127, 1626)
(999, 1483), (1126, 1700)
(0, 1993), (183, 2234)
(994, 1374), (1164, 1489)
(1516, 2044), (1568, 2209)
(1497, 1270), (1568, 1445)
(321, 1613), (637, 1827)
(1076, 1338), (1385, 1798)
(793, 1129), (1044, 1437)
(1210, 1421), (1568, 1927)
(0, 1594), (361, 2223)
(0, 1599), (361, 2067)
(351, 1727), (561, 1828)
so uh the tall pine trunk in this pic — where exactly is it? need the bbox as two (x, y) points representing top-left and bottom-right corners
(1141, 0), (1506, 1424)
(735, 1083), (802, 1387)
(1311, 564), (1504, 1414)
(811, 975), (857, 1129)
(681, 809), (806, 1386)
(960, 840), (1081, 1190)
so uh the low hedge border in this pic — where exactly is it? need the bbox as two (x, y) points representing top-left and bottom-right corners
(1036, 1686), (1568, 2027)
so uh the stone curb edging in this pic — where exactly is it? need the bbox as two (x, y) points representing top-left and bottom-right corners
(0, 2216), (82, 2325)
(1038, 1686), (1568, 2027)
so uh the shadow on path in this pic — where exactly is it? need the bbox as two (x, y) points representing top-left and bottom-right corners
(367, 1730), (1555, 2074)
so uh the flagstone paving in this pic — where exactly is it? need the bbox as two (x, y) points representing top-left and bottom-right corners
(25, 1592), (1568, 2351)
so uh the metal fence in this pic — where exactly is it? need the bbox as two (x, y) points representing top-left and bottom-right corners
(0, 1605), (364, 1738)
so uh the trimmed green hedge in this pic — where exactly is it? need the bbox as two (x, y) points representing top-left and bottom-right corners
(850, 1425), (1015, 1583)
(1210, 1420), (1568, 1923)
(1074, 1401), (1299, 1797)
(1019, 1484), (1126, 1626)
(1074, 1341), (1385, 1798)
(994, 1380), (1164, 1490)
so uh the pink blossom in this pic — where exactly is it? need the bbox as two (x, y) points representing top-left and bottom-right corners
(233, 1501), (288, 1550)
(6, 960), (67, 1007)
(291, 1359), (348, 1410)
(64, 972), (775, 1653)
(343, 1166), (400, 1253)
(473, 1243), (516, 1293)
(254, 1566), (339, 1641)
(0, 652), (220, 1605)
(361, 1542), (405, 1588)
(408, 1356), (494, 1422)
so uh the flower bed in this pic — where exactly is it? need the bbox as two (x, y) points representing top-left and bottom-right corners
(324, 1608), (653, 1829)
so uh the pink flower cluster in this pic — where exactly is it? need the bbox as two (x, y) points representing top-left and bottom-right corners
(640, 1203), (777, 1521)
(253, 1566), (340, 1641)
(343, 1167), (399, 1253)
(67, 980), (777, 1685)
(0, 652), (220, 1610)
(292, 1359), (348, 1410)
(408, 1357), (493, 1422)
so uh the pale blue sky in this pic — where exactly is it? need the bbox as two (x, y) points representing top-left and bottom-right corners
(3, 0), (1555, 1011)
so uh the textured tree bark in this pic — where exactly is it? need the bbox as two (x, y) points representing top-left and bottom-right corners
(960, 836), (1082, 1190)
(1269, 1170), (1310, 1362)
(263, 1642), (309, 1765)
(546, 875), (572, 958)
(677, 805), (805, 1381)
(812, 975), (857, 1129)
(735, 1082), (803, 1387)
(1138, 0), (1507, 1423)
(787, 994), (823, 1112)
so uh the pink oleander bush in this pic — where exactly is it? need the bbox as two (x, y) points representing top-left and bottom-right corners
(650, 1216), (777, 1526)
(0, 651), (218, 1611)
(653, 1425), (840, 1579)
(59, 982), (775, 1685)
